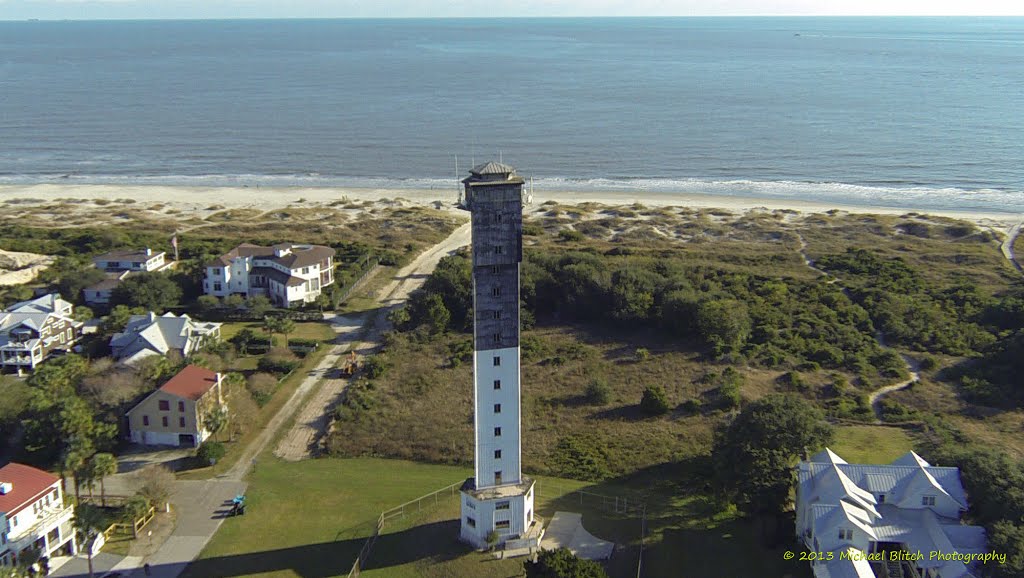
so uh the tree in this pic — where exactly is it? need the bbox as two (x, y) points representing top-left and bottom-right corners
(203, 407), (229, 442)
(696, 299), (752, 355)
(712, 394), (833, 520)
(196, 441), (226, 465)
(261, 315), (282, 345)
(56, 261), (105, 306)
(585, 378), (611, 405)
(640, 385), (670, 416)
(230, 327), (259, 355)
(524, 548), (608, 578)
(134, 464), (175, 508)
(73, 504), (106, 578)
(110, 272), (182, 313)
(16, 547), (40, 578)
(277, 318), (296, 348)
(100, 304), (135, 335)
(196, 294), (220, 315)
(417, 293), (450, 334)
(223, 294), (245, 309)
(89, 453), (118, 507)
(73, 305), (95, 322)
(485, 530), (500, 551)
(984, 521), (1024, 578)
(246, 294), (272, 317)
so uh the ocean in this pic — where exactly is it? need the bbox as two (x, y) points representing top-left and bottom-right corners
(1, 17), (1022, 212)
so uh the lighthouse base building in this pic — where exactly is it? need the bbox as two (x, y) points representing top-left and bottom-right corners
(458, 162), (541, 550)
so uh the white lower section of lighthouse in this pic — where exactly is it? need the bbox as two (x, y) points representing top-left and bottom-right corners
(459, 345), (539, 549)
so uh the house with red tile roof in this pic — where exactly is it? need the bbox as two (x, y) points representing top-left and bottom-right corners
(0, 463), (76, 568)
(126, 365), (225, 447)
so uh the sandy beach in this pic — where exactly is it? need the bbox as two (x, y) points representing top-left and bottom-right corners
(0, 184), (1020, 229)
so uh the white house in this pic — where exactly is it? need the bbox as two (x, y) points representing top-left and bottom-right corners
(0, 294), (82, 372)
(796, 449), (988, 578)
(92, 248), (168, 273)
(85, 248), (174, 306)
(126, 365), (224, 447)
(109, 312), (221, 365)
(0, 463), (76, 568)
(203, 243), (335, 308)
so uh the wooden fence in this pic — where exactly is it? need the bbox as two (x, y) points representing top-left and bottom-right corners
(102, 505), (156, 540)
(346, 481), (462, 577)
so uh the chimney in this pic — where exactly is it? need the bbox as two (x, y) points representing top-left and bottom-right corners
(145, 247), (153, 257)
(0, 482), (12, 495)
(215, 372), (223, 405)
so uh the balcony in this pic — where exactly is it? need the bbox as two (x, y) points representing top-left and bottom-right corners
(7, 505), (74, 555)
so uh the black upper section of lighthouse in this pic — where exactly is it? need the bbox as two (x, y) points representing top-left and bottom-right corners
(464, 162), (524, 352)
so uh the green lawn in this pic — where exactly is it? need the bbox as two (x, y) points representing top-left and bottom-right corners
(831, 424), (915, 464)
(184, 457), (812, 578)
(219, 321), (335, 343)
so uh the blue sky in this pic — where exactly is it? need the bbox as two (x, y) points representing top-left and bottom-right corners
(1, 0), (1022, 20)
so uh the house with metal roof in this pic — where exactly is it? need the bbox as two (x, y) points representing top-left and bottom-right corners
(202, 242), (335, 308)
(0, 462), (77, 568)
(109, 312), (221, 365)
(796, 449), (987, 578)
(85, 248), (175, 306)
(0, 293), (82, 373)
(125, 365), (225, 447)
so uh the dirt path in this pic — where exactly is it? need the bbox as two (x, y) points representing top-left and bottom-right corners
(794, 234), (920, 423)
(272, 222), (472, 461)
(867, 351), (921, 423)
(1000, 220), (1023, 273)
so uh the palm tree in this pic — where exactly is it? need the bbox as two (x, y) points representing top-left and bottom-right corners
(261, 316), (280, 346)
(89, 453), (118, 507)
(74, 504), (105, 578)
(277, 318), (296, 348)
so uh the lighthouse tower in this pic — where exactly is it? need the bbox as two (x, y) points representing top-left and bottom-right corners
(459, 162), (537, 549)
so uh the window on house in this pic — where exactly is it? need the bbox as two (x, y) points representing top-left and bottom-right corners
(494, 450), (502, 459)
(493, 333), (501, 344)
(179, 417), (186, 427)
(494, 245), (503, 255)
(493, 379), (501, 390)
(162, 416), (169, 427)
(159, 400), (170, 411)
(878, 494), (886, 503)
(493, 310), (501, 320)
(495, 213), (503, 224)
(922, 496), (936, 506)
(178, 401), (185, 412)
(494, 404), (501, 414)
(838, 529), (853, 540)
(494, 471), (503, 485)
(10, 517), (16, 528)
(495, 520), (510, 530)
(496, 501), (509, 510)
(491, 265), (500, 274)
(494, 427), (502, 437)
(466, 517), (476, 528)
(465, 499), (476, 510)
(214, 283), (222, 291)
(492, 286), (501, 297)
(493, 356), (501, 366)
(143, 415), (150, 426)
(213, 268), (221, 275)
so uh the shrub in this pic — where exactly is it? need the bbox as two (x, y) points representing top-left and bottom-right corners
(640, 385), (670, 416)
(196, 441), (226, 465)
(552, 436), (610, 481)
(919, 355), (938, 372)
(585, 378), (612, 405)
(364, 355), (389, 379)
(682, 398), (702, 413)
(246, 372), (279, 406)
(257, 348), (300, 375)
(558, 229), (585, 242)
(634, 347), (650, 362)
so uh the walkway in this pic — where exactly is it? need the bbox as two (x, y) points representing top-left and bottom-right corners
(540, 512), (614, 561)
(1000, 220), (1023, 273)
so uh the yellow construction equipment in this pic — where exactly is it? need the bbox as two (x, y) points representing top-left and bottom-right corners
(340, 350), (359, 377)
